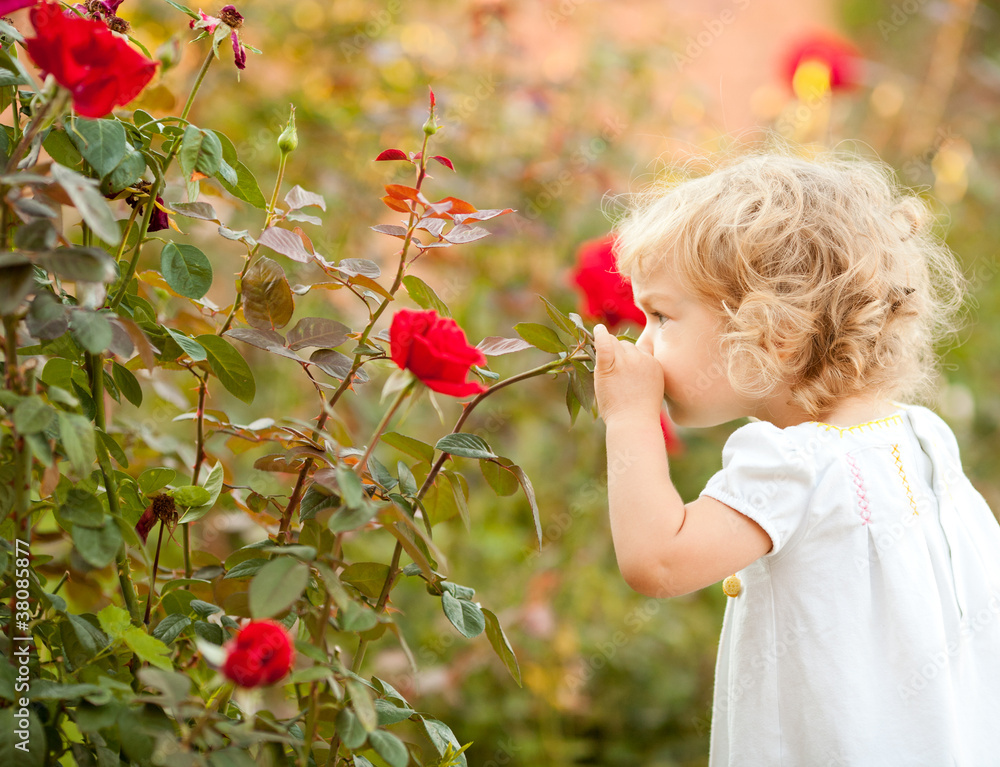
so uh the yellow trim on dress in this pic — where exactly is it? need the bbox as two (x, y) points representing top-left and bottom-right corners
(809, 413), (904, 436)
(891, 443), (920, 515)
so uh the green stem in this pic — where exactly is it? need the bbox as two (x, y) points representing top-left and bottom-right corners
(218, 252), (253, 336)
(180, 49), (215, 123)
(2, 313), (22, 393)
(107, 167), (163, 311)
(184, 374), (208, 578)
(3, 96), (55, 175)
(87, 353), (142, 623)
(353, 379), (415, 476)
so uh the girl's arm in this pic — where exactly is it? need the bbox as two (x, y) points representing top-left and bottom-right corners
(594, 325), (771, 597)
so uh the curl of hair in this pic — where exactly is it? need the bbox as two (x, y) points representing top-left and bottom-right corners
(613, 149), (966, 418)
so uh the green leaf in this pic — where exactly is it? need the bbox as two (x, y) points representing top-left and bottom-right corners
(165, 328), (208, 361)
(67, 118), (127, 178)
(441, 591), (485, 638)
(161, 242), (213, 299)
(197, 335), (256, 404)
(50, 163), (120, 245)
(73, 518), (122, 568)
(0, 708), (46, 767)
(514, 322), (565, 354)
(112, 361), (142, 406)
(242, 256), (294, 330)
(223, 557), (269, 580)
(37, 247), (117, 283)
(0, 257), (35, 314)
(367, 729), (409, 767)
(138, 467), (176, 495)
(13, 395), (54, 434)
(27, 292), (69, 340)
(335, 708), (367, 750)
(219, 160), (267, 209)
(171, 485), (211, 508)
(98, 430), (128, 468)
(58, 411), (96, 476)
(340, 562), (390, 600)
(69, 309), (113, 353)
(59, 488), (106, 529)
(42, 129), (83, 168)
(105, 143), (146, 193)
(483, 608), (522, 686)
(152, 614), (191, 645)
(434, 433), (497, 460)
(122, 626), (172, 670)
(402, 274), (450, 316)
(480, 457), (520, 497)
(337, 465), (364, 509)
(375, 699), (416, 726)
(510, 464), (543, 550)
(421, 717), (467, 766)
(178, 125), (222, 181)
(97, 604), (132, 643)
(249, 557), (309, 618)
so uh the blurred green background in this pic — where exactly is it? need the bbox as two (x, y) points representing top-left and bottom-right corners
(113, 0), (1000, 763)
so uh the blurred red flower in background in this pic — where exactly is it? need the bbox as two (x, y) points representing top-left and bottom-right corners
(0, 0), (36, 14)
(570, 234), (644, 331)
(783, 32), (862, 92)
(390, 308), (488, 397)
(222, 620), (294, 688)
(24, 2), (157, 118)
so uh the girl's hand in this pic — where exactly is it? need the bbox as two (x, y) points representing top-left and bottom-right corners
(593, 324), (664, 424)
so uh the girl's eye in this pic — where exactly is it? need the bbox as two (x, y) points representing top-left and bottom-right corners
(650, 311), (668, 327)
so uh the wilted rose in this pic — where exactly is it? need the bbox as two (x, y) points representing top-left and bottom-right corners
(221, 620), (294, 688)
(24, 1), (157, 118)
(570, 234), (644, 331)
(390, 308), (487, 397)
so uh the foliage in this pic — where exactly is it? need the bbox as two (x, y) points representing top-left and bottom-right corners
(0, 3), (601, 765)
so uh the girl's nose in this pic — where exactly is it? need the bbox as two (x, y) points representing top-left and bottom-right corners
(635, 323), (653, 354)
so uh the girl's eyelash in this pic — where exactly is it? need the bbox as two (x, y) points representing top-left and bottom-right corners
(650, 311), (668, 325)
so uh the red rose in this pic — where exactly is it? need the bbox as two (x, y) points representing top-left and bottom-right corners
(25, 2), (158, 119)
(390, 308), (487, 397)
(570, 234), (644, 331)
(783, 32), (861, 92)
(221, 620), (294, 688)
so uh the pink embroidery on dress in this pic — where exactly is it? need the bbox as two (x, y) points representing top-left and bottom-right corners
(845, 453), (871, 525)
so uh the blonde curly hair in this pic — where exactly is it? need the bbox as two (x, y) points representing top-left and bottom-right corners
(613, 150), (966, 418)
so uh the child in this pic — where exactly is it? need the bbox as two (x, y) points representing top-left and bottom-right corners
(592, 151), (1000, 766)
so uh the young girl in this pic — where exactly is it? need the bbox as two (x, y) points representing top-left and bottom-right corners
(592, 151), (1000, 766)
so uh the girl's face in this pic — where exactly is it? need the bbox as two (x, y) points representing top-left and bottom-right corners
(632, 271), (756, 428)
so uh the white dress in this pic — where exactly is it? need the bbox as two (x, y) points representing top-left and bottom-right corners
(700, 405), (1000, 767)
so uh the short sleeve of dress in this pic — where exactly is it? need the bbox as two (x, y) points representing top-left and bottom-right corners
(699, 420), (816, 557)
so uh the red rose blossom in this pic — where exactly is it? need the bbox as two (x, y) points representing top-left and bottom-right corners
(782, 32), (861, 92)
(24, 2), (158, 118)
(570, 234), (644, 331)
(221, 620), (294, 688)
(390, 309), (487, 397)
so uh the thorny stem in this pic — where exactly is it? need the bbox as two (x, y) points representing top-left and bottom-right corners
(87, 353), (142, 624)
(353, 379), (415, 476)
(184, 373), (209, 578)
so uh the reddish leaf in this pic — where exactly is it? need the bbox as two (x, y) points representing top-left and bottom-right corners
(284, 185), (327, 212)
(385, 184), (420, 202)
(258, 227), (313, 263)
(286, 317), (351, 351)
(375, 149), (408, 162)
(381, 196), (411, 213)
(453, 208), (515, 224)
(292, 226), (315, 254)
(430, 155), (455, 171)
(242, 256), (295, 331)
(371, 224), (409, 239)
(436, 197), (476, 215)
(443, 224), (491, 244)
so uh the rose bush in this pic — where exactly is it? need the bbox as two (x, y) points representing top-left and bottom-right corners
(0, 3), (599, 765)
